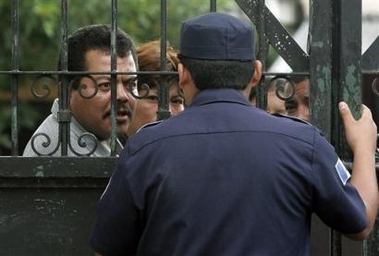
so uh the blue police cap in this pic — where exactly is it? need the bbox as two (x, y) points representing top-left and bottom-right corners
(180, 12), (255, 61)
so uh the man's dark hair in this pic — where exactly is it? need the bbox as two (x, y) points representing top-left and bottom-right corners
(57, 24), (137, 89)
(178, 55), (255, 91)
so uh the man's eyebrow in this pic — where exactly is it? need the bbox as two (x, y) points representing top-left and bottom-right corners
(92, 75), (111, 81)
(123, 76), (137, 82)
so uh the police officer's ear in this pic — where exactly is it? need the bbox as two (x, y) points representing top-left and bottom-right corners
(178, 63), (190, 89)
(242, 60), (262, 101)
(252, 60), (262, 86)
(178, 63), (197, 105)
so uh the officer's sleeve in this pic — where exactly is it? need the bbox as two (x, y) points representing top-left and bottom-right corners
(311, 132), (367, 234)
(89, 150), (141, 256)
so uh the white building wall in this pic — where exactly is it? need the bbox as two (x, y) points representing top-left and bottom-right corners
(268, 0), (378, 72)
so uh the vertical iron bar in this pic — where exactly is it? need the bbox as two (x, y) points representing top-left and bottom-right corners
(331, 0), (362, 175)
(160, 0), (167, 76)
(331, 0), (362, 255)
(59, 0), (69, 156)
(309, 0), (336, 254)
(210, 0), (217, 12)
(331, 0), (362, 150)
(110, 0), (118, 156)
(256, 0), (268, 111)
(330, 231), (342, 256)
(332, 8), (363, 254)
(309, 0), (333, 141)
(338, 0), (362, 118)
(11, 0), (19, 156)
(157, 0), (170, 121)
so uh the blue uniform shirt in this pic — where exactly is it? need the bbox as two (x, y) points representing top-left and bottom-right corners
(90, 89), (366, 256)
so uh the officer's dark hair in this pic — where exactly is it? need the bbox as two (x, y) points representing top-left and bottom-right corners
(57, 24), (137, 90)
(178, 54), (255, 91)
(249, 86), (257, 102)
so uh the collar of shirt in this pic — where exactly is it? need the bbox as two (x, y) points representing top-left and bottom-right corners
(51, 98), (123, 156)
(190, 89), (251, 107)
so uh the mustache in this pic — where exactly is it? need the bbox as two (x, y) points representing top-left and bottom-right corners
(102, 104), (132, 119)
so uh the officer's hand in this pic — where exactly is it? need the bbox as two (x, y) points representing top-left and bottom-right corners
(339, 101), (377, 154)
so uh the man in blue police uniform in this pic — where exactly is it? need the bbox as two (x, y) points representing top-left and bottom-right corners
(90, 12), (378, 256)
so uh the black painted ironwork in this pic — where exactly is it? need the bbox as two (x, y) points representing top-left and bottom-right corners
(1, 0), (378, 255)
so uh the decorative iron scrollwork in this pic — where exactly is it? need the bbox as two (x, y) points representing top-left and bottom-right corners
(30, 75), (58, 99)
(268, 75), (296, 101)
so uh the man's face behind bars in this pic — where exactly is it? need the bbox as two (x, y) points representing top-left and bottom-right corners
(70, 49), (137, 140)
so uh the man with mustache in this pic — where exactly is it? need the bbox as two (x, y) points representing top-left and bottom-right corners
(23, 24), (137, 156)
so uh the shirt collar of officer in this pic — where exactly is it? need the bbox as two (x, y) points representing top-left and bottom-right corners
(190, 88), (251, 107)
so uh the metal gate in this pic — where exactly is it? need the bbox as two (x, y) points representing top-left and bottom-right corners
(0, 0), (378, 255)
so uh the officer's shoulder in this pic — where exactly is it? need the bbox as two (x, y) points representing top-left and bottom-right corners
(137, 120), (163, 132)
(272, 113), (325, 137)
(272, 113), (311, 126)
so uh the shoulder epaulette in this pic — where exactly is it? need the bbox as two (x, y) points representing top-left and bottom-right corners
(272, 113), (311, 125)
(136, 120), (163, 132)
(272, 113), (326, 136)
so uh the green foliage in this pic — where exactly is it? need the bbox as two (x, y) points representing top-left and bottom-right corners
(0, 0), (240, 81)
(1, 0), (235, 71)
(0, 102), (40, 149)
